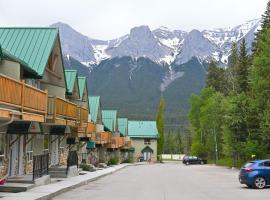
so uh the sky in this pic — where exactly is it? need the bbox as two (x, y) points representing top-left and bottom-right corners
(0, 0), (268, 40)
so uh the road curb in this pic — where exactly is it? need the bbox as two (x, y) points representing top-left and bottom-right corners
(36, 164), (133, 200)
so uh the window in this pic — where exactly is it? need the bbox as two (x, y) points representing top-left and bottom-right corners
(0, 134), (5, 166)
(26, 151), (33, 162)
(263, 161), (270, 167)
(26, 135), (33, 162)
(48, 53), (58, 71)
(44, 134), (49, 150)
(24, 79), (40, 89)
(144, 139), (151, 145)
(48, 54), (53, 71)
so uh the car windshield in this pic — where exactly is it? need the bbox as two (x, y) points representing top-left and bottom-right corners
(244, 162), (255, 168)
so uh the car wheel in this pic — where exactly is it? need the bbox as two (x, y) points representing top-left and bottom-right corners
(200, 161), (204, 165)
(254, 177), (266, 189)
(186, 162), (189, 165)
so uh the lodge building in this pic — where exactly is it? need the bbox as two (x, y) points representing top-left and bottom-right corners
(0, 27), (158, 192)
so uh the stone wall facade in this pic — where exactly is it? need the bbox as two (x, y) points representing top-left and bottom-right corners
(59, 147), (68, 166)
(0, 158), (8, 178)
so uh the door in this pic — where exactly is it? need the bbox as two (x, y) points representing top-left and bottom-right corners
(50, 135), (59, 166)
(143, 152), (151, 161)
(9, 135), (24, 177)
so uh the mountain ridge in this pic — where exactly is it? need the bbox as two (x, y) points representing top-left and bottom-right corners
(51, 18), (261, 66)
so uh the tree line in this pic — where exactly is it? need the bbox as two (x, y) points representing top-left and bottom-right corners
(188, 1), (270, 167)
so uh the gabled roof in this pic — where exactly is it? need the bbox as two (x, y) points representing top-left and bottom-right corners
(128, 121), (158, 138)
(102, 110), (117, 132)
(78, 76), (87, 100)
(88, 96), (100, 123)
(118, 118), (128, 136)
(103, 118), (114, 132)
(64, 70), (78, 95)
(0, 28), (59, 77)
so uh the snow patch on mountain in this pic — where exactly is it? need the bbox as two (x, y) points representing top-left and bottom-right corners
(160, 71), (185, 91)
(52, 19), (261, 67)
(92, 44), (110, 63)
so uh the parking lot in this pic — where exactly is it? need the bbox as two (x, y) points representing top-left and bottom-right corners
(53, 162), (270, 200)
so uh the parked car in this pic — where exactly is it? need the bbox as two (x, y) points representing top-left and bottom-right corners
(182, 156), (207, 165)
(239, 160), (270, 189)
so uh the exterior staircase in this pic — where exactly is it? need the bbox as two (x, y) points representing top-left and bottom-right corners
(0, 175), (35, 193)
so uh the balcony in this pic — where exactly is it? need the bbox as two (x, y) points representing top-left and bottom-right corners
(123, 139), (132, 149)
(67, 126), (87, 138)
(0, 74), (48, 122)
(87, 122), (96, 139)
(79, 106), (88, 126)
(107, 136), (125, 149)
(95, 132), (112, 144)
(47, 96), (78, 126)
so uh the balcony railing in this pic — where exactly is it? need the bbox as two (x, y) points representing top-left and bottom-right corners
(95, 132), (112, 144)
(0, 74), (47, 121)
(47, 96), (78, 124)
(87, 122), (96, 139)
(79, 106), (88, 125)
(108, 136), (125, 149)
(123, 140), (132, 149)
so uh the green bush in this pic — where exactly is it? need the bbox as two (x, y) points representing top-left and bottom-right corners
(80, 163), (91, 171)
(108, 156), (119, 165)
(208, 158), (246, 168)
(122, 156), (134, 163)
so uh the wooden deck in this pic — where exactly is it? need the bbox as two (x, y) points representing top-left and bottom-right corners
(0, 74), (47, 122)
(107, 136), (125, 149)
(47, 96), (78, 125)
(95, 132), (112, 144)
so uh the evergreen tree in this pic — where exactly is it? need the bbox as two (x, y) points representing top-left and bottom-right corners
(156, 96), (165, 156)
(236, 39), (249, 93)
(206, 61), (226, 94)
(226, 42), (238, 94)
(253, 1), (270, 54)
(250, 28), (270, 152)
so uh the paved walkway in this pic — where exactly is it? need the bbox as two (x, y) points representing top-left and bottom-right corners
(0, 164), (131, 200)
(53, 162), (270, 200)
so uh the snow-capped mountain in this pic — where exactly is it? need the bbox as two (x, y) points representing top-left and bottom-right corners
(52, 19), (261, 67)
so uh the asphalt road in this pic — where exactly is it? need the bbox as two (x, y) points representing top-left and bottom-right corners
(52, 162), (270, 200)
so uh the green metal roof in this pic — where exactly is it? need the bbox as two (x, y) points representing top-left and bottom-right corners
(103, 118), (114, 132)
(0, 44), (2, 61)
(64, 70), (78, 94)
(118, 118), (128, 136)
(102, 110), (117, 132)
(78, 76), (87, 100)
(0, 28), (58, 77)
(88, 96), (100, 123)
(128, 121), (158, 138)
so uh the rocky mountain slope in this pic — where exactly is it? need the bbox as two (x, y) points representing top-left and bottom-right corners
(52, 19), (261, 66)
(57, 19), (260, 130)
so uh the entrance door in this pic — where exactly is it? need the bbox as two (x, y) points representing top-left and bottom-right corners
(50, 135), (59, 166)
(143, 152), (151, 161)
(9, 135), (24, 177)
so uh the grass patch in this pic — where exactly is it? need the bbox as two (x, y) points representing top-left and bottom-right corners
(208, 158), (246, 168)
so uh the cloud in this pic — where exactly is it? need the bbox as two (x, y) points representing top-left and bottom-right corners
(0, 0), (268, 40)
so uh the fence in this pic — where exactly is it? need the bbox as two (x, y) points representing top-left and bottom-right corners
(161, 154), (186, 161)
(32, 153), (49, 181)
(66, 150), (78, 174)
